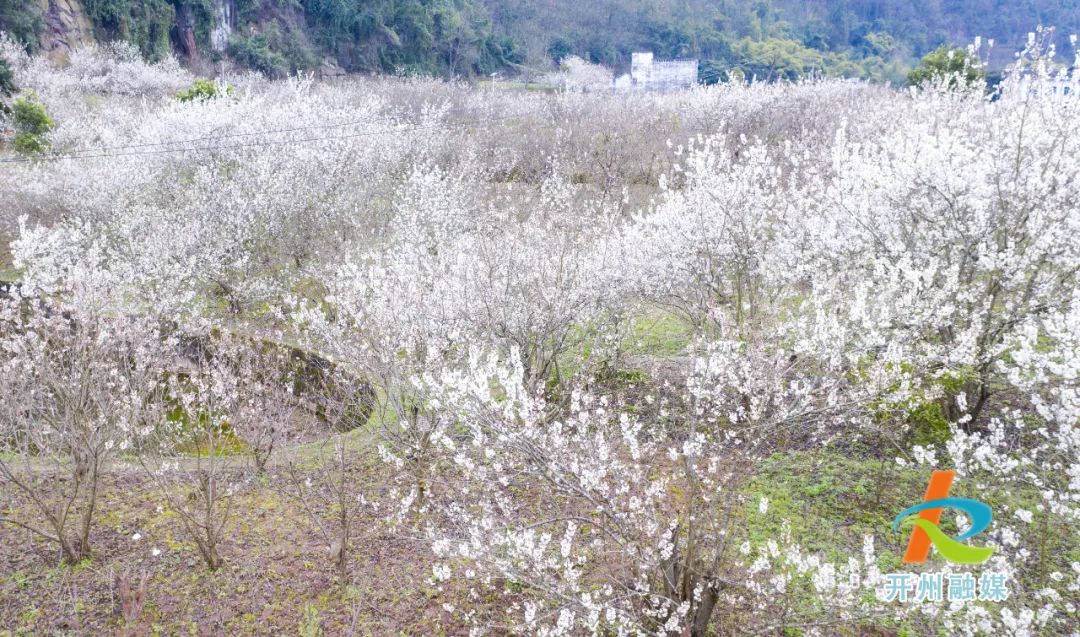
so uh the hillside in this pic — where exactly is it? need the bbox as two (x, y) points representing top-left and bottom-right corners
(2, 0), (1079, 81)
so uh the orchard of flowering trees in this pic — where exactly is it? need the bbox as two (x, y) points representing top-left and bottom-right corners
(0, 34), (1078, 636)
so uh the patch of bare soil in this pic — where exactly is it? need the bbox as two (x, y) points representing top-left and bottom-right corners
(0, 466), (483, 635)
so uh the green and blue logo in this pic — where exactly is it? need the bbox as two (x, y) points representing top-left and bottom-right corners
(893, 470), (995, 565)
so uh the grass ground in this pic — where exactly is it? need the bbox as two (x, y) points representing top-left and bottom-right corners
(3, 313), (1075, 635)
(625, 305), (694, 357)
(0, 451), (471, 636)
(4, 437), (1076, 635)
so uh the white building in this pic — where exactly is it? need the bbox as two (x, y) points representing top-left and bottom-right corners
(1007, 69), (1076, 99)
(627, 52), (698, 92)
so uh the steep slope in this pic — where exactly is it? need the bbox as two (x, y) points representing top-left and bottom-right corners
(1, 0), (1077, 79)
(36, 0), (95, 61)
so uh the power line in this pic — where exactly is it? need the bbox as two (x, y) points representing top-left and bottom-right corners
(50, 107), (493, 155)
(0, 114), (519, 164)
(66, 116), (389, 153)
(4, 122), (443, 161)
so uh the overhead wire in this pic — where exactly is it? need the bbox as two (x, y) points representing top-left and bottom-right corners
(0, 112), (520, 163)
(41, 106), (499, 154)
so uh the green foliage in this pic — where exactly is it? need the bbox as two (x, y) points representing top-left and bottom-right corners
(488, 0), (1076, 80)
(12, 129), (48, 154)
(303, 0), (500, 76)
(906, 45), (984, 87)
(735, 37), (830, 81)
(84, 0), (131, 32)
(546, 36), (572, 63)
(228, 29), (289, 78)
(6, 0), (1076, 81)
(0, 55), (16, 115)
(227, 16), (316, 78)
(730, 37), (897, 82)
(858, 31), (899, 58)
(904, 399), (951, 447)
(794, 0), (1079, 63)
(625, 307), (692, 357)
(176, 78), (234, 102)
(740, 451), (921, 570)
(0, 0), (42, 50)
(10, 94), (53, 155)
(175, 0), (218, 54)
(646, 21), (694, 59)
(83, 0), (176, 61)
(165, 402), (247, 457)
(697, 59), (726, 85)
(476, 35), (524, 75)
(743, 446), (1080, 611)
(129, 0), (178, 61)
(298, 604), (323, 637)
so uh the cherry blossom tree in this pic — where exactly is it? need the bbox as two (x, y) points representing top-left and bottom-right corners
(0, 294), (168, 564)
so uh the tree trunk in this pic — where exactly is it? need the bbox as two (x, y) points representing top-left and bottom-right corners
(690, 580), (720, 637)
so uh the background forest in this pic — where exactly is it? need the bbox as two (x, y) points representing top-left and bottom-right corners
(1, 0), (1079, 82)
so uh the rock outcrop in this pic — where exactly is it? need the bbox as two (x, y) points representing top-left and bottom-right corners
(37, 0), (94, 63)
(174, 2), (199, 59)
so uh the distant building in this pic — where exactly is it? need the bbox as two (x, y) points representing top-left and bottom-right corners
(625, 52), (699, 92)
(1007, 69), (1076, 99)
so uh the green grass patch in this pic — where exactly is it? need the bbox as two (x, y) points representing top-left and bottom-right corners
(625, 306), (694, 357)
(739, 450), (924, 567)
(738, 447), (1080, 611)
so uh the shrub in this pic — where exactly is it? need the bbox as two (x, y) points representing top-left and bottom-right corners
(228, 31), (289, 79)
(0, 54), (15, 114)
(10, 93), (52, 154)
(176, 78), (234, 102)
(906, 45), (984, 88)
(83, 0), (176, 61)
(0, 0), (42, 51)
